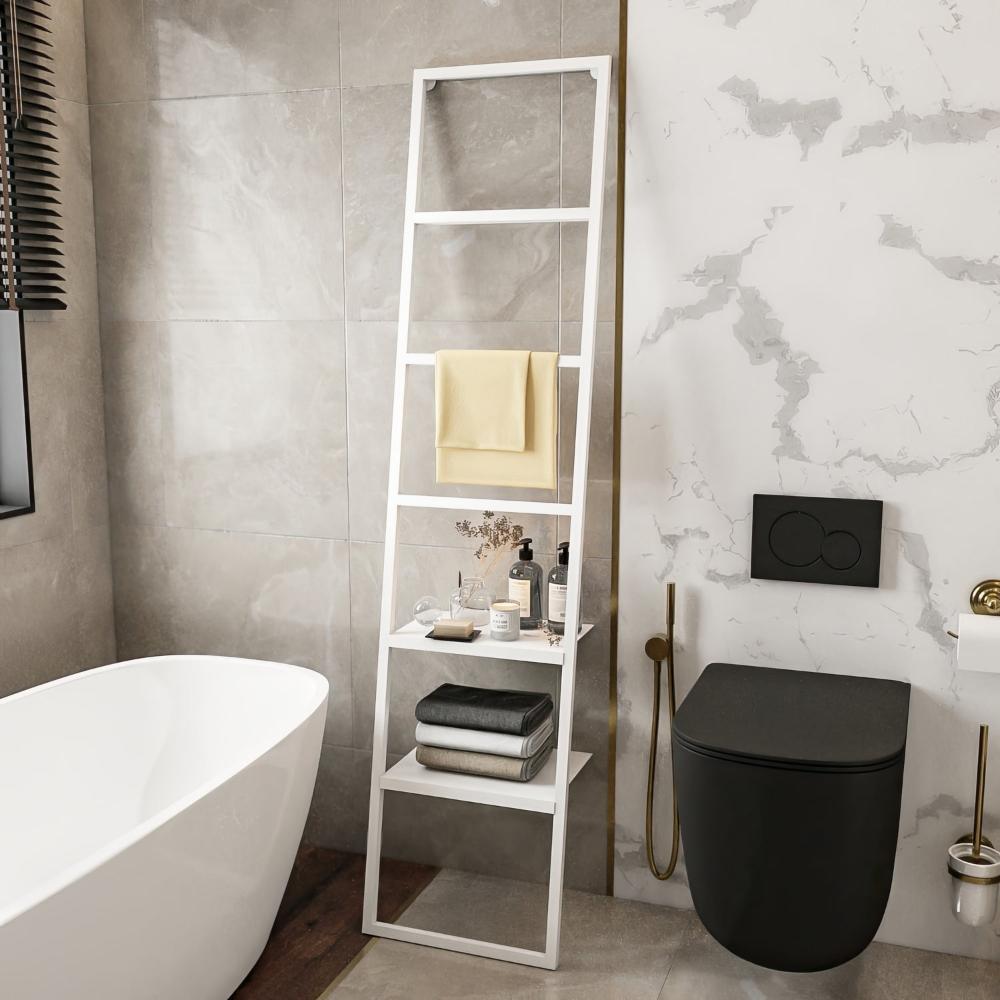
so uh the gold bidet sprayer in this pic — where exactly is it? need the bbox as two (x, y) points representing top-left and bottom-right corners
(644, 582), (680, 880)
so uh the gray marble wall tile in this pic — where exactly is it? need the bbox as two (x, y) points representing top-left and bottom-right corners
(70, 525), (119, 668)
(150, 90), (344, 322)
(88, 101), (159, 321)
(84, 0), (147, 105)
(159, 321), (349, 539)
(85, 0), (341, 103)
(411, 225), (560, 322)
(0, 537), (91, 696)
(112, 524), (354, 745)
(91, 90), (344, 323)
(100, 322), (166, 527)
(143, 0), (341, 100)
(562, 0), (621, 59)
(304, 745), (371, 853)
(419, 76), (561, 212)
(345, 322), (396, 542)
(340, 85), (409, 322)
(0, 526), (116, 698)
(52, 0), (90, 103)
(339, 0), (562, 88)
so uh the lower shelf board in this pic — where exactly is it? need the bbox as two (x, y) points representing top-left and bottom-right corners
(379, 748), (592, 814)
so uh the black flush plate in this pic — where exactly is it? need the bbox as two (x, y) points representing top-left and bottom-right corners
(751, 494), (883, 588)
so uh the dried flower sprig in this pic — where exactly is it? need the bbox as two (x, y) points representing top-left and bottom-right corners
(455, 511), (524, 580)
(540, 622), (563, 647)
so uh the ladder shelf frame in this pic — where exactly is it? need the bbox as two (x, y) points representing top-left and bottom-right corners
(362, 53), (612, 972)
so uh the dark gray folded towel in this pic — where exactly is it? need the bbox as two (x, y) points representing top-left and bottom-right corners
(415, 683), (553, 736)
(416, 736), (555, 782)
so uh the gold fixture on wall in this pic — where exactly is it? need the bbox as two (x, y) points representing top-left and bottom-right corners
(970, 581), (1000, 617)
(606, 0), (629, 896)
(644, 582), (681, 880)
(946, 580), (1000, 639)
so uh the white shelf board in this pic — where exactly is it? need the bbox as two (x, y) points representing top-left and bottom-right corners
(387, 620), (594, 665)
(380, 748), (592, 814)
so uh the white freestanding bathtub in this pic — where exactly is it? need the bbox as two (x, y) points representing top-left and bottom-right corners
(0, 654), (328, 1000)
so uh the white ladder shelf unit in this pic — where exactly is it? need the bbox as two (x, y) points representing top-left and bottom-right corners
(362, 54), (612, 972)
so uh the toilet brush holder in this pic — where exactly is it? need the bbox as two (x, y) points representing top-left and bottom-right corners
(948, 724), (1000, 926)
(948, 843), (1000, 927)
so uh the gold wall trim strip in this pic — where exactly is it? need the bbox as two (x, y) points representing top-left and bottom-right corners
(606, 0), (628, 897)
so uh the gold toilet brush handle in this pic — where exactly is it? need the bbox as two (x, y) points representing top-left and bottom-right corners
(973, 725), (988, 859)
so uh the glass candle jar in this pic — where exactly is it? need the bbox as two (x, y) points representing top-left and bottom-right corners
(490, 600), (521, 642)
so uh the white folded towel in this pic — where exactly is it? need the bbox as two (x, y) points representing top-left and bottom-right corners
(415, 714), (554, 759)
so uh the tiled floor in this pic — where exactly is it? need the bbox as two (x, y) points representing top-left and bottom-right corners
(325, 870), (1000, 1000)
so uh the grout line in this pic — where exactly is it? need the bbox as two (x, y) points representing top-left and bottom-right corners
(87, 81), (424, 111)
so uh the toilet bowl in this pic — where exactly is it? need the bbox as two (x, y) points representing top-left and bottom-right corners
(672, 662), (911, 973)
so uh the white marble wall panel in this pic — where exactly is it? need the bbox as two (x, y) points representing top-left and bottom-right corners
(617, 0), (1000, 962)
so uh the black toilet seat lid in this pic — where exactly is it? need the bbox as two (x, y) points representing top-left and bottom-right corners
(672, 663), (911, 770)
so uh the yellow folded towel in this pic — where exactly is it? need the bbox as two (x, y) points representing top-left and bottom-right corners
(435, 349), (530, 452)
(436, 351), (558, 490)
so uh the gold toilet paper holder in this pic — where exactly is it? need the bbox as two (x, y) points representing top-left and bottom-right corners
(946, 581), (1000, 858)
(946, 580), (1000, 639)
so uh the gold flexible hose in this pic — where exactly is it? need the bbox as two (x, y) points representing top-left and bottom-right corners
(644, 585), (681, 880)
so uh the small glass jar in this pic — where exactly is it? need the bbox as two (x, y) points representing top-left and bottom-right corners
(450, 576), (493, 629)
(490, 600), (521, 642)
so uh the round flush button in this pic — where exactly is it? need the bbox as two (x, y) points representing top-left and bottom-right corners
(821, 530), (862, 570)
(769, 511), (824, 567)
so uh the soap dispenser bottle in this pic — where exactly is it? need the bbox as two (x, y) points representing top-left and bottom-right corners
(509, 537), (543, 629)
(547, 542), (570, 635)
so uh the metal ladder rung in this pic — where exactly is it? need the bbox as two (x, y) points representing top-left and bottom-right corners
(417, 55), (608, 85)
(403, 353), (582, 369)
(395, 494), (572, 516)
(413, 208), (589, 226)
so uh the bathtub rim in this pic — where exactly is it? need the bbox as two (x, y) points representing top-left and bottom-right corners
(0, 653), (329, 930)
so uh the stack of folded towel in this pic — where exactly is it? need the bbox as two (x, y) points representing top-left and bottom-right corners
(414, 683), (555, 783)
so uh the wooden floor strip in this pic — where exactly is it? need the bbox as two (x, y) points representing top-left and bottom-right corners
(231, 843), (438, 1000)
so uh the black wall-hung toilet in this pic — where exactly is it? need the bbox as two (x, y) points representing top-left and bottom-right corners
(672, 662), (911, 973)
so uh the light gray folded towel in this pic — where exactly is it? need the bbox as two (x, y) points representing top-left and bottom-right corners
(415, 736), (554, 783)
(415, 713), (553, 759)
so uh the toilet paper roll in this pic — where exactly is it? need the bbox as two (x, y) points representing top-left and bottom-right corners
(957, 613), (1000, 674)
